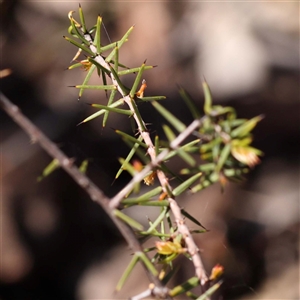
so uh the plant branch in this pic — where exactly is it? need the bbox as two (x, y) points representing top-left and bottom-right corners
(86, 27), (209, 282)
(109, 118), (204, 208)
(77, 15), (208, 288)
(0, 91), (171, 297)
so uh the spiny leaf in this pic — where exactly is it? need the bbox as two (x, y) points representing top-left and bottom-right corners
(101, 41), (121, 52)
(115, 135), (144, 179)
(172, 172), (202, 196)
(68, 62), (85, 70)
(169, 277), (200, 297)
(63, 36), (94, 56)
(122, 138), (149, 165)
(91, 104), (132, 115)
(79, 159), (89, 173)
(161, 131), (196, 167)
(70, 15), (89, 45)
(118, 65), (155, 76)
(94, 15), (102, 53)
(152, 101), (186, 133)
(37, 158), (60, 182)
(74, 84), (117, 90)
(166, 139), (200, 160)
(138, 200), (169, 207)
(146, 207), (168, 234)
(137, 96), (166, 102)
(113, 209), (143, 231)
(103, 89), (117, 127)
(231, 115), (264, 138)
(162, 124), (176, 142)
(106, 25), (134, 63)
(114, 46), (119, 72)
(179, 87), (201, 119)
(137, 252), (158, 276)
(181, 209), (207, 230)
(108, 62), (130, 95)
(155, 135), (160, 156)
(203, 79), (212, 115)
(130, 61), (146, 98)
(216, 143), (231, 172)
(78, 4), (87, 33)
(196, 281), (222, 300)
(77, 64), (97, 100)
(88, 57), (111, 76)
(78, 98), (125, 125)
(116, 254), (139, 291)
(161, 266), (180, 285)
(115, 130), (147, 147)
(121, 186), (163, 205)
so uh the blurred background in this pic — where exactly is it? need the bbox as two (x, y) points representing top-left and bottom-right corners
(1, 1), (299, 299)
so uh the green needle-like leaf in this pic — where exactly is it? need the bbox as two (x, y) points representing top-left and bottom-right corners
(101, 41), (121, 52)
(130, 61), (146, 98)
(163, 124), (176, 142)
(75, 84), (116, 90)
(191, 172), (220, 193)
(196, 281), (222, 300)
(122, 186), (163, 205)
(115, 130), (147, 147)
(95, 15), (102, 53)
(181, 209), (207, 230)
(162, 134), (196, 167)
(77, 64), (96, 99)
(88, 57), (111, 76)
(203, 80), (212, 115)
(78, 98), (125, 125)
(179, 87), (201, 119)
(216, 143), (231, 172)
(117, 159), (140, 195)
(138, 96), (166, 102)
(113, 209), (144, 231)
(79, 159), (89, 173)
(169, 277), (200, 297)
(108, 63), (130, 95)
(166, 139), (200, 160)
(63, 36), (94, 56)
(146, 207), (168, 234)
(115, 135), (144, 179)
(200, 137), (222, 154)
(172, 172), (202, 196)
(91, 104), (132, 115)
(152, 101), (186, 133)
(116, 254), (139, 291)
(231, 115), (264, 138)
(106, 25), (134, 62)
(70, 17), (89, 45)
(114, 46), (119, 72)
(118, 65), (154, 76)
(137, 186), (163, 200)
(122, 138), (149, 165)
(68, 62), (85, 70)
(138, 252), (158, 276)
(161, 266), (180, 285)
(78, 4), (87, 33)
(155, 135), (160, 156)
(139, 200), (169, 207)
(177, 150), (196, 167)
(37, 158), (60, 182)
(103, 89), (117, 127)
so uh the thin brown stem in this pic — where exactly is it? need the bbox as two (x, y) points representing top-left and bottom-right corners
(80, 27), (209, 285)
